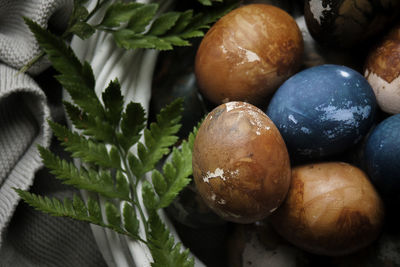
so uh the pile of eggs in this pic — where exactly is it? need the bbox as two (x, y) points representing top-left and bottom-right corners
(151, 0), (400, 266)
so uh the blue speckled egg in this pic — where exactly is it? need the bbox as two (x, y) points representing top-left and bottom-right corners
(364, 114), (400, 197)
(266, 64), (377, 159)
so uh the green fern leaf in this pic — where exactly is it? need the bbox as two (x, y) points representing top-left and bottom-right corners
(142, 180), (157, 212)
(63, 101), (115, 143)
(148, 12), (181, 36)
(129, 99), (182, 179)
(105, 201), (122, 231)
(147, 213), (194, 267)
(87, 196), (103, 223)
(123, 202), (140, 237)
(148, 140), (192, 210)
(15, 190), (139, 240)
(49, 120), (121, 169)
(102, 78), (124, 127)
(100, 2), (144, 28)
(24, 18), (104, 119)
(39, 146), (130, 200)
(118, 102), (146, 152)
(126, 3), (159, 33)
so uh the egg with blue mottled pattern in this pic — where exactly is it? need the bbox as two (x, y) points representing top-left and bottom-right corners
(364, 114), (400, 197)
(266, 64), (377, 160)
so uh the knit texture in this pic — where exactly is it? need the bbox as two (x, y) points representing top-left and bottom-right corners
(0, 0), (73, 74)
(0, 159), (107, 267)
(0, 63), (52, 243)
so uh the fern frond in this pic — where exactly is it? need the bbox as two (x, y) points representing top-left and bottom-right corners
(49, 120), (121, 169)
(147, 213), (194, 267)
(24, 18), (104, 119)
(39, 146), (130, 200)
(129, 99), (183, 179)
(63, 101), (115, 143)
(15, 190), (141, 240)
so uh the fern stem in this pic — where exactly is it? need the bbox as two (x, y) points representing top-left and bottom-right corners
(118, 146), (150, 240)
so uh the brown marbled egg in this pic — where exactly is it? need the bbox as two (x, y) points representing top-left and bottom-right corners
(365, 24), (400, 114)
(192, 101), (291, 223)
(195, 4), (303, 106)
(271, 162), (384, 256)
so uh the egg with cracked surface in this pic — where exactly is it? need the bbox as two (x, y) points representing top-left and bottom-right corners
(266, 64), (377, 160)
(192, 101), (291, 223)
(195, 4), (303, 106)
(304, 0), (400, 49)
(271, 162), (384, 256)
(364, 23), (400, 114)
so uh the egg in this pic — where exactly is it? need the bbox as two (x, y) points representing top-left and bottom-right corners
(195, 4), (303, 106)
(364, 114), (400, 197)
(295, 16), (362, 71)
(304, 0), (400, 49)
(271, 162), (385, 256)
(192, 101), (291, 223)
(364, 23), (400, 114)
(266, 64), (377, 160)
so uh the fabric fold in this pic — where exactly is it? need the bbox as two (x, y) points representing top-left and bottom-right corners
(0, 63), (52, 243)
(0, 0), (73, 74)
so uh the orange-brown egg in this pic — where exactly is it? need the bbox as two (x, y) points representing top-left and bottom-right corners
(195, 4), (303, 106)
(271, 162), (384, 256)
(192, 101), (291, 223)
(364, 24), (400, 114)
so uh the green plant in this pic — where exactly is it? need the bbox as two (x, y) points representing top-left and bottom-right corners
(16, 17), (196, 265)
(14, 0), (240, 265)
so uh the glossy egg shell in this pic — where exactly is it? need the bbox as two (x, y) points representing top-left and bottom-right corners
(364, 23), (400, 114)
(271, 162), (385, 256)
(192, 101), (291, 223)
(304, 0), (400, 49)
(364, 114), (400, 197)
(266, 64), (377, 159)
(195, 4), (303, 105)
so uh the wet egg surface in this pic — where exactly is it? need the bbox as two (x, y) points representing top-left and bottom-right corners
(192, 101), (291, 223)
(266, 64), (377, 159)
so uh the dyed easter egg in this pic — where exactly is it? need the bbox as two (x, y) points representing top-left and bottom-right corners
(364, 24), (400, 114)
(266, 64), (377, 159)
(192, 101), (291, 223)
(195, 4), (303, 106)
(364, 114), (400, 197)
(271, 162), (384, 256)
(304, 0), (400, 49)
(296, 16), (361, 71)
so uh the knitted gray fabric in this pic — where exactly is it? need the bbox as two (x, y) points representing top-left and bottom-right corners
(0, 0), (73, 75)
(0, 164), (107, 267)
(0, 0), (107, 265)
(0, 63), (51, 242)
